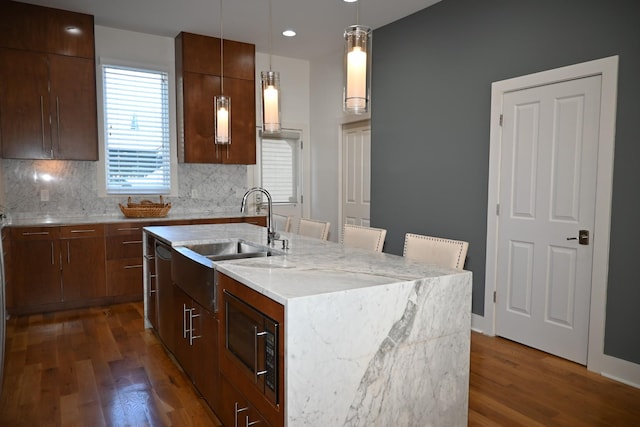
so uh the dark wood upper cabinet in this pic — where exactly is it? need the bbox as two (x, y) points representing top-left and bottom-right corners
(0, 1), (97, 160)
(176, 31), (256, 164)
(0, 1), (94, 59)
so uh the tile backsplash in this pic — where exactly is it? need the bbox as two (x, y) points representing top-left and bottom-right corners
(2, 159), (247, 219)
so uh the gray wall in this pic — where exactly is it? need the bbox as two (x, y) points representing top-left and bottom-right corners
(371, 0), (640, 364)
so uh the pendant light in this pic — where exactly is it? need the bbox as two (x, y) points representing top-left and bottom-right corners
(261, 0), (281, 134)
(343, 0), (371, 115)
(215, 0), (231, 157)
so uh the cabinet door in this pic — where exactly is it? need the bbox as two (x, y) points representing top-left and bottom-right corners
(49, 54), (98, 160)
(172, 285), (195, 379)
(220, 77), (256, 165)
(192, 307), (220, 412)
(8, 228), (60, 310)
(222, 39), (255, 81)
(180, 71), (220, 163)
(0, 1), (94, 58)
(145, 234), (158, 330)
(0, 49), (52, 159)
(178, 32), (221, 75)
(59, 225), (106, 302)
(220, 375), (273, 427)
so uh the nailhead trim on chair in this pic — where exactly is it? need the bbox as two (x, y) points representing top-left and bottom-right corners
(403, 234), (467, 270)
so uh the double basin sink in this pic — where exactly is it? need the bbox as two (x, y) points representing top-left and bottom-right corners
(171, 239), (283, 312)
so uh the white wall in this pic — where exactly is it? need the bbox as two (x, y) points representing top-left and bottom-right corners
(308, 48), (351, 242)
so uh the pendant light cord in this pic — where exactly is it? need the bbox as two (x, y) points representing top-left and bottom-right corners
(268, 0), (273, 71)
(219, 0), (224, 94)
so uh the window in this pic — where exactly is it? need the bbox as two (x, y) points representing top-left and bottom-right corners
(102, 65), (170, 194)
(260, 130), (301, 204)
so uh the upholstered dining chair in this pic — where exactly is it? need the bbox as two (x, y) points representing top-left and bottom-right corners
(273, 214), (292, 233)
(297, 218), (331, 240)
(403, 233), (469, 270)
(342, 224), (387, 253)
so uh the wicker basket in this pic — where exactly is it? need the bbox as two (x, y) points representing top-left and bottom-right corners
(119, 196), (171, 218)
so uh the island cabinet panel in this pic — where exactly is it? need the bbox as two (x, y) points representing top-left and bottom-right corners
(219, 375), (273, 427)
(0, 1), (97, 160)
(145, 233), (158, 330)
(217, 273), (285, 427)
(170, 284), (221, 413)
(176, 31), (256, 165)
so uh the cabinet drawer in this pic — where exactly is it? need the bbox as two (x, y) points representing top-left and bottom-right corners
(59, 224), (104, 239)
(106, 258), (143, 297)
(10, 226), (59, 240)
(106, 235), (143, 259)
(220, 375), (273, 427)
(105, 222), (148, 236)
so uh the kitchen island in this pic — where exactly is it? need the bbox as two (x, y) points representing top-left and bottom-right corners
(144, 223), (472, 427)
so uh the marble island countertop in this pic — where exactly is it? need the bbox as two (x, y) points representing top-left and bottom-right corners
(144, 222), (473, 426)
(143, 222), (465, 305)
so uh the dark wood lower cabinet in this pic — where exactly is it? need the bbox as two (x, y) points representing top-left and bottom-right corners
(219, 375), (272, 427)
(4, 215), (267, 315)
(7, 225), (106, 314)
(169, 285), (221, 416)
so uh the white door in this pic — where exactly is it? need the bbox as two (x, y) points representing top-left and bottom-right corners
(495, 75), (601, 364)
(342, 120), (371, 230)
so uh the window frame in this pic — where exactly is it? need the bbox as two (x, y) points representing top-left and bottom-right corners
(96, 57), (178, 197)
(257, 129), (303, 206)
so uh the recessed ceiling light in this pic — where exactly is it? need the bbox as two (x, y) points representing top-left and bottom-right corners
(282, 29), (296, 37)
(343, 0), (358, 3)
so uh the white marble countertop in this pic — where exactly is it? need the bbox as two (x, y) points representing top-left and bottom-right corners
(144, 222), (467, 305)
(3, 210), (264, 227)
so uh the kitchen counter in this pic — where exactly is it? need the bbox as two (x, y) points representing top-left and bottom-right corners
(144, 222), (472, 426)
(3, 210), (263, 227)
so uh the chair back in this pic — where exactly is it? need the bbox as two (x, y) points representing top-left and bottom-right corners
(403, 233), (469, 270)
(273, 214), (292, 233)
(342, 224), (387, 253)
(298, 218), (331, 240)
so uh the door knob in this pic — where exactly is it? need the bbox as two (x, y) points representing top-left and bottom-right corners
(567, 230), (589, 245)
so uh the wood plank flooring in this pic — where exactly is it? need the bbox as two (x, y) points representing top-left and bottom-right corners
(1, 302), (639, 426)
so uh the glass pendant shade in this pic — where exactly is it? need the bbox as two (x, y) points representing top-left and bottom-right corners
(261, 70), (281, 134)
(343, 25), (371, 114)
(215, 95), (231, 145)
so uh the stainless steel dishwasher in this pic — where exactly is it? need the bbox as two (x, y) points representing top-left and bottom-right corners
(155, 239), (176, 353)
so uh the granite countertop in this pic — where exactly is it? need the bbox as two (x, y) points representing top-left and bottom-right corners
(3, 210), (264, 227)
(144, 222), (468, 306)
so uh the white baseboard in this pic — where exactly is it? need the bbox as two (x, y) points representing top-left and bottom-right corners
(471, 313), (491, 335)
(594, 354), (640, 389)
(471, 312), (640, 390)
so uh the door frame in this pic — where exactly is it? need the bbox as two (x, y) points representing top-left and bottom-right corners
(338, 118), (371, 243)
(482, 56), (618, 375)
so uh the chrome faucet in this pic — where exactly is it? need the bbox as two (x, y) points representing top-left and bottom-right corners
(240, 187), (278, 244)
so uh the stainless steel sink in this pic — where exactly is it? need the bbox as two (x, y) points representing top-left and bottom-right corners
(183, 240), (281, 261)
(171, 239), (283, 312)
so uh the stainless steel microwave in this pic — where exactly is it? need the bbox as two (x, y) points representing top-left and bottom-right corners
(224, 290), (279, 405)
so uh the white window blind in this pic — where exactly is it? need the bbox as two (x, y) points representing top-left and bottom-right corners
(261, 134), (300, 204)
(103, 65), (170, 194)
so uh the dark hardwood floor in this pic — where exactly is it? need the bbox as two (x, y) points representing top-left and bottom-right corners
(1, 302), (639, 426)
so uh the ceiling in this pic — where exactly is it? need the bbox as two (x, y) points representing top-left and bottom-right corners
(19, 0), (441, 60)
